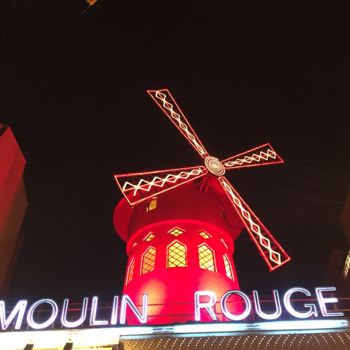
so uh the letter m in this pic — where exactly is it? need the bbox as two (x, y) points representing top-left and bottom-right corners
(0, 300), (27, 330)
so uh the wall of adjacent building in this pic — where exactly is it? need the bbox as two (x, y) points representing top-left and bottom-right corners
(341, 193), (350, 243)
(0, 124), (27, 295)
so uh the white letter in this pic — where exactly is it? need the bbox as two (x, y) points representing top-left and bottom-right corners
(194, 291), (217, 321)
(110, 296), (119, 325)
(27, 299), (58, 330)
(89, 297), (108, 326)
(120, 294), (148, 324)
(61, 298), (88, 328)
(253, 290), (282, 320)
(0, 300), (27, 330)
(283, 287), (318, 319)
(221, 290), (251, 321)
(315, 287), (344, 317)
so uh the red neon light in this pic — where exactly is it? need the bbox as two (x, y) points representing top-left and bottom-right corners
(222, 143), (284, 170)
(114, 88), (291, 275)
(218, 177), (291, 271)
(147, 89), (209, 159)
(114, 165), (207, 206)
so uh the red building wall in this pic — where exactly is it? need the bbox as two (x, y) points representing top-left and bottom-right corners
(114, 177), (244, 324)
(0, 124), (27, 294)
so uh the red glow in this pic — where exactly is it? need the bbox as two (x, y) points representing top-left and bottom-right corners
(0, 125), (27, 290)
(114, 165), (207, 206)
(113, 89), (291, 324)
(147, 89), (209, 159)
(121, 218), (241, 324)
(222, 143), (284, 170)
(218, 177), (291, 271)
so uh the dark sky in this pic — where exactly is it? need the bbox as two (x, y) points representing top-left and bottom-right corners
(1, 1), (349, 302)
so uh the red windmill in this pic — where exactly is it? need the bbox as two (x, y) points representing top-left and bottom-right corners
(113, 89), (290, 325)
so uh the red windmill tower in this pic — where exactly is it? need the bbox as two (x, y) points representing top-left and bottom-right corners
(113, 89), (290, 325)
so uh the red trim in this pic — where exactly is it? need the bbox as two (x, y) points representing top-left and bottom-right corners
(147, 89), (209, 159)
(218, 176), (291, 271)
(222, 143), (284, 170)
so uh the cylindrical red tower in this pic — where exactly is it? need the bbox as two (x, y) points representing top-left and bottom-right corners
(113, 176), (243, 325)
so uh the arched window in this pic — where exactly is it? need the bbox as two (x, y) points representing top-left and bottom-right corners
(167, 241), (187, 268)
(198, 243), (216, 272)
(126, 258), (135, 285)
(223, 254), (234, 280)
(146, 198), (157, 212)
(141, 247), (156, 274)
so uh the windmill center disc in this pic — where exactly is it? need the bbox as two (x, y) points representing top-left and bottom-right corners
(204, 156), (226, 176)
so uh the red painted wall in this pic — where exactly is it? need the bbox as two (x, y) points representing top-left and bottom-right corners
(114, 177), (244, 324)
(0, 125), (27, 293)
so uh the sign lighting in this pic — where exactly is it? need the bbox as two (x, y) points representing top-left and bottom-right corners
(194, 291), (218, 321)
(0, 287), (344, 332)
(61, 297), (88, 328)
(26, 299), (58, 330)
(220, 291), (252, 321)
(315, 287), (344, 317)
(0, 319), (348, 350)
(194, 287), (343, 322)
(253, 290), (282, 320)
(283, 288), (318, 319)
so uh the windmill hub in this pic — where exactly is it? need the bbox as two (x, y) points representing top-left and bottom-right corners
(204, 156), (226, 176)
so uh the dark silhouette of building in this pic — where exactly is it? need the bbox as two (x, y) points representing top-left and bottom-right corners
(341, 194), (350, 244)
(324, 193), (350, 292)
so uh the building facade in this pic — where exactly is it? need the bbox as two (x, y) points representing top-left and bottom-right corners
(0, 123), (27, 295)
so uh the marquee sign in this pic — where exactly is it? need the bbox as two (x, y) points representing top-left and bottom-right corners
(0, 286), (345, 332)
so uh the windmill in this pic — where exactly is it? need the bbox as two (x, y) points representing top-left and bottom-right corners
(113, 89), (290, 324)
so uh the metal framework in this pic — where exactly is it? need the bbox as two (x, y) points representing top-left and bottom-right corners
(114, 89), (290, 271)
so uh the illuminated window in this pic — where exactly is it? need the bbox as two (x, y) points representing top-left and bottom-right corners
(221, 238), (228, 249)
(223, 255), (234, 280)
(141, 247), (156, 274)
(343, 250), (350, 279)
(199, 231), (211, 239)
(126, 258), (135, 284)
(167, 241), (187, 268)
(146, 198), (157, 212)
(144, 232), (155, 242)
(198, 244), (216, 272)
(168, 227), (184, 236)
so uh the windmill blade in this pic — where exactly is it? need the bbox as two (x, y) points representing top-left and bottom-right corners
(115, 165), (208, 206)
(147, 89), (209, 159)
(222, 143), (284, 170)
(218, 177), (290, 271)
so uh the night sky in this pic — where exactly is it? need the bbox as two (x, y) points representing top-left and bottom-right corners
(1, 1), (349, 302)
